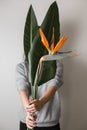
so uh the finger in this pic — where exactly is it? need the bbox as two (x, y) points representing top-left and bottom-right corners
(29, 98), (33, 104)
(26, 104), (35, 111)
(26, 119), (36, 128)
(27, 112), (37, 121)
(28, 103), (40, 112)
(29, 99), (39, 108)
(26, 104), (34, 112)
(26, 121), (34, 130)
(27, 122), (36, 130)
(26, 104), (37, 112)
(30, 99), (38, 104)
(27, 119), (36, 126)
(26, 108), (37, 113)
(27, 114), (34, 121)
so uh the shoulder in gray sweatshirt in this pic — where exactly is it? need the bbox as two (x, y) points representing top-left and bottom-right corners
(16, 61), (63, 127)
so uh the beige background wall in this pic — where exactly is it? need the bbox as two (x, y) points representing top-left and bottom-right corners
(0, 0), (87, 130)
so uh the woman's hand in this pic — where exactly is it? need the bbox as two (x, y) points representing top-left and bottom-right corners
(26, 98), (43, 129)
(26, 99), (43, 113)
(26, 112), (37, 129)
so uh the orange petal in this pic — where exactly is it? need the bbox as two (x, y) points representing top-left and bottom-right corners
(52, 37), (68, 54)
(51, 27), (54, 51)
(39, 28), (50, 52)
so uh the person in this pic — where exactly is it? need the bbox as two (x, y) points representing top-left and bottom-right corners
(16, 60), (63, 130)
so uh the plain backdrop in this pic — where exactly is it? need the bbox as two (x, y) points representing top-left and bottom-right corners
(0, 0), (87, 130)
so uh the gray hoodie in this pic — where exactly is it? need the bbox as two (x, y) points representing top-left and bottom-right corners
(16, 61), (63, 127)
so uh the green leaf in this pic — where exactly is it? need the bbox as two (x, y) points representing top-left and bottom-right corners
(41, 1), (60, 45)
(28, 1), (60, 87)
(23, 5), (38, 61)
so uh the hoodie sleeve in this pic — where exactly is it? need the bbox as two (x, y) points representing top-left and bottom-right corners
(16, 62), (31, 91)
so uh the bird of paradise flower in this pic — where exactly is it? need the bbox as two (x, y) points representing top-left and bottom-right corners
(33, 27), (79, 95)
(34, 27), (78, 88)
